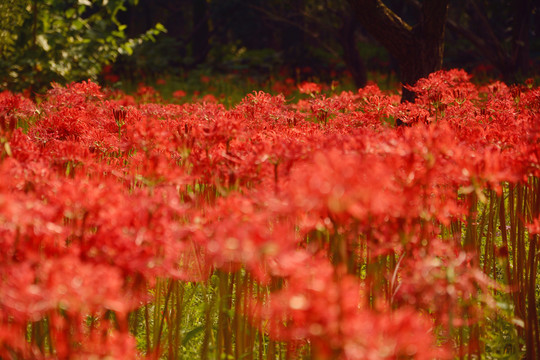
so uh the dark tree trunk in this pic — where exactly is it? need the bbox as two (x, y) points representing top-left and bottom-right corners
(192, 0), (210, 65)
(339, 15), (368, 88)
(283, 0), (307, 69)
(347, 0), (449, 103)
(510, 0), (532, 79)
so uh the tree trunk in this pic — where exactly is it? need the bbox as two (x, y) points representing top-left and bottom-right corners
(192, 0), (210, 66)
(511, 0), (532, 79)
(347, 0), (449, 103)
(339, 14), (368, 89)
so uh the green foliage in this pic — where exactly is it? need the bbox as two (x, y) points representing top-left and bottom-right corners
(0, 0), (165, 92)
(0, 0), (29, 58)
(483, 298), (525, 359)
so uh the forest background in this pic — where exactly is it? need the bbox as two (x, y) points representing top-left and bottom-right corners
(1, 0), (539, 97)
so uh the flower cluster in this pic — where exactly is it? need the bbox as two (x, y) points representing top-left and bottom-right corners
(0, 71), (538, 359)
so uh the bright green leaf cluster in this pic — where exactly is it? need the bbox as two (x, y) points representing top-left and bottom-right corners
(0, 0), (165, 92)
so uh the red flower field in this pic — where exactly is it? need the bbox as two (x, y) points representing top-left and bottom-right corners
(0, 69), (539, 359)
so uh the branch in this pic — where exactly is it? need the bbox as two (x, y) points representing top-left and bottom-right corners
(467, 0), (504, 53)
(347, 0), (414, 60)
(406, 0), (508, 69)
(403, 0), (421, 10)
(445, 19), (499, 63)
(247, 4), (340, 58)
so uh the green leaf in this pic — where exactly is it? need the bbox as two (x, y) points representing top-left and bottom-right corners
(182, 325), (205, 345)
(121, 43), (133, 55)
(65, 8), (76, 18)
(72, 18), (85, 31)
(154, 22), (166, 33)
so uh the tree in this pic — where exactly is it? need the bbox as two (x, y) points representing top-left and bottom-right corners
(347, 0), (449, 103)
(444, 0), (535, 83)
(0, 0), (164, 92)
(249, 0), (368, 88)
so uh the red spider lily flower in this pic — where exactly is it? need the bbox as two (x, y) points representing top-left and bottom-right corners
(0, 71), (537, 359)
(527, 217), (540, 235)
(0, 91), (37, 132)
(407, 69), (478, 107)
(271, 79), (296, 96)
(252, 256), (448, 359)
(202, 93), (218, 103)
(298, 81), (322, 95)
(195, 193), (301, 283)
(394, 238), (495, 328)
(173, 89), (187, 99)
(135, 83), (162, 103)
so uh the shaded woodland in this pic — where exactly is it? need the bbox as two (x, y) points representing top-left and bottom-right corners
(117, 0), (538, 86)
(1, 0), (538, 93)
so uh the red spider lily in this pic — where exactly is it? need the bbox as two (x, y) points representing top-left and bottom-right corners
(0, 72), (538, 359)
(0, 256), (133, 321)
(234, 91), (301, 130)
(271, 77), (296, 96)
(0, 91), (37, 134)
(527, 217), (540, 235)
(406, 69), (478, 108)
(298, 81), (322, 95)
(71, 320), (137, 360)
(252, 256), (448, 359)
(393, 238), (495, 328)
(172, 89), (187, 99)
(194, 193), (300, 283)
(136, 83), (162, 103)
